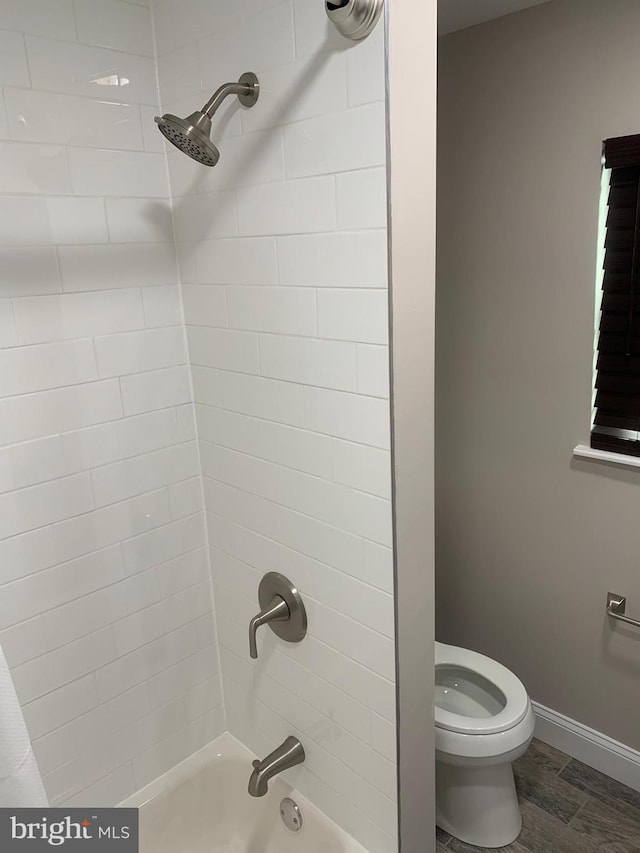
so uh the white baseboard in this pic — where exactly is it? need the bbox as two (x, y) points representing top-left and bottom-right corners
(532, 701), (640, 793)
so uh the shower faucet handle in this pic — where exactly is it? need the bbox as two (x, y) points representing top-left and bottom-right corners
(249, 595), (289, 659)
(248, 573), (308, 660)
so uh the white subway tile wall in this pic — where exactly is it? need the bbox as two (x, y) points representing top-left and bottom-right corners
(152, 0), (396, 850)
(0, 0), (395, 847)
(0, 0), (223, 808)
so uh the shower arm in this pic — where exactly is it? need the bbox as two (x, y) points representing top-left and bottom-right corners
(202, 81), (255, 118)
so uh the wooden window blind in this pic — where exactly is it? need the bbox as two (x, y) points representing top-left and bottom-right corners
(592, 133), (640, 456)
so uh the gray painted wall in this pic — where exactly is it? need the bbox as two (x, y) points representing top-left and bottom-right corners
(437, 0), (640, 750)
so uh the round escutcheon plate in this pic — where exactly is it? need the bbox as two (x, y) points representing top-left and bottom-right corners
(258, 572), (307, 644)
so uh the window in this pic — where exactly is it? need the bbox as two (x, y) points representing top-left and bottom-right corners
(592, 134), (640, 456)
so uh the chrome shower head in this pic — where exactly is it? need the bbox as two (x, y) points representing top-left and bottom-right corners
(155, 112), (220, 167)
(155, 72), (259, 167)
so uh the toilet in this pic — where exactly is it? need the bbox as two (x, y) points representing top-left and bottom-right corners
(435, 642), (535, 848)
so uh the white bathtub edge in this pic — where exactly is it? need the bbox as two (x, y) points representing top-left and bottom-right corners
(118, 731), (244, 809)
(117, 731), (371, 853)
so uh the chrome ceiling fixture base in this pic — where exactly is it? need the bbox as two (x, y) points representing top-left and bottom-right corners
(325, 0), (383, 41)
(154, 72), (259, 167)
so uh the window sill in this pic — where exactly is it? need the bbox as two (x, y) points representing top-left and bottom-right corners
(573, 444), (640, 470)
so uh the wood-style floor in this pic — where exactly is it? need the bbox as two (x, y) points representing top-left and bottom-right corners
(436, 739), (640, 852)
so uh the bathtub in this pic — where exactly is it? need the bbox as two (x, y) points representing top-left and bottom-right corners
(121, 733), (370, 853)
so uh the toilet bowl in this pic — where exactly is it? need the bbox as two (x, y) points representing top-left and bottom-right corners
(435, 642), (535, 848)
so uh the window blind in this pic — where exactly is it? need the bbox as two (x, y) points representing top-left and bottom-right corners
(592, 133), (640, 456)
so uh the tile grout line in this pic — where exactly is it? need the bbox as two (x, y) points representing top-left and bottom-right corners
(567, 794), (591, 828)
(556, 755), (573, 775)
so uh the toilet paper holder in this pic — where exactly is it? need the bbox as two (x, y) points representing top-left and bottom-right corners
(607, 592), (640, 629)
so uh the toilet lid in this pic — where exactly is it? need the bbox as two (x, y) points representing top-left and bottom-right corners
(434, 643), (530, 735)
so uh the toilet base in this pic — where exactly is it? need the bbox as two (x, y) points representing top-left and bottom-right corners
(436, 759), (522, 848)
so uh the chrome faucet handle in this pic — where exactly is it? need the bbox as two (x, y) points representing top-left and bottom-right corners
(249, 595), (289, 659)
(248, 573), (308, 660)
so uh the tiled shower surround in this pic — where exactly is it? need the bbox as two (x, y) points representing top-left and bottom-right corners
(0, 0), (222, 810)
(0, 1), (395, 850)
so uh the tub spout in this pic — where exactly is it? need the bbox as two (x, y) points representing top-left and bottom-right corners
(247, 736), (305, 797)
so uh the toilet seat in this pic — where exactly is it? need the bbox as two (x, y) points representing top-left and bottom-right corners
(435, 642), (529, 735)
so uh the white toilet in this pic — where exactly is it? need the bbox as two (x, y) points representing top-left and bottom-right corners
(435, 642), (535, 848)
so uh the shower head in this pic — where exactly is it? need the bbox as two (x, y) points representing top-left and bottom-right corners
(155, 72), (259, 167)
(155, 112), (220, 166)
